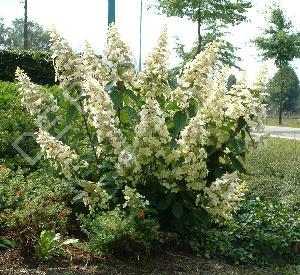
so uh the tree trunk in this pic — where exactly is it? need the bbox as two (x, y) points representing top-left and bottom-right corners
(24, 0), (29, 50)
(279, 65), (284, 125)
(196, 9), (202, 55)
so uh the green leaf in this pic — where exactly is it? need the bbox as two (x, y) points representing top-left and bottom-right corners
(228, 153), (246, 173)
(109, 88), (123, 109)
(172, 202), (184, 219)
(66, 104), (77, 125)
(0, 239), (16, 249)
(120, 109), (130, 124)
(173, 111), (187, 136)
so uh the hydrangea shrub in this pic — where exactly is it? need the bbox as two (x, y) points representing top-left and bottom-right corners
(15, 24), (267, 234)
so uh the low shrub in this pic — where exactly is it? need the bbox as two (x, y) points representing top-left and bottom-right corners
(196, 198), (300, 265)
(79, 208), (172, 257)
(0, 167), (77, 234)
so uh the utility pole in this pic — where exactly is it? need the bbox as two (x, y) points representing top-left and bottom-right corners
(108, 0), (115, 26)
(138, 0), (143, 71)
(23, 0), (29, 50)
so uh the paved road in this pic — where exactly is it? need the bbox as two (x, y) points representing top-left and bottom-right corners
(264, 126), (300, 140)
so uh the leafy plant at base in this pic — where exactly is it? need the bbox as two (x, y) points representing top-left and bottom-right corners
(36, 229), (78, 260)
(15, 24), (268, 240)
(0, 238), (16, 250)
(0, 167), (76, 233)
(78, 208), (168, 257)
(196, 198), (300, 265)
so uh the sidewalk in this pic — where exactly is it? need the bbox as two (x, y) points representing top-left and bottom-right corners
(264, 126), (300, 140)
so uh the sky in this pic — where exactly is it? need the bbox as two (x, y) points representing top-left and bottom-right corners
(1, 0), (300, 81)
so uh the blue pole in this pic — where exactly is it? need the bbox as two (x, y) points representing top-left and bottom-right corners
(108, 0), (116, 26)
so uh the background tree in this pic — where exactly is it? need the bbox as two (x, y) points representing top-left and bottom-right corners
(153, 0), (252, 69)
(254, 5), (300, 124)
(23, 0), (29, 50)
(267, 65), (300, 112)
(0, 18), (50, 51)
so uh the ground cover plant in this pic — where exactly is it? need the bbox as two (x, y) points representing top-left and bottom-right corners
(245, 138), (300, 208)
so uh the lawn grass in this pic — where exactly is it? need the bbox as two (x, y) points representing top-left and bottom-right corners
(244, 137), (300, 208)
(266, 117), (300, 128)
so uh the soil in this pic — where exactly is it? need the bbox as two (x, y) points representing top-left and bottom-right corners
(1, 244), (299, 275)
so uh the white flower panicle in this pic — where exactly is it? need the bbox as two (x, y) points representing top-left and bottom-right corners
(36, 130), (79, 179)
(133, 97), (171, 166)
(138, 27), (170, 99)
(197, 172), (246, 223)
(15, 68), (58, 126)
(115, 148), (137, 178)
(82, 41), (108, 84)
(103, 23), (135, 88)
(50, 28), (83, 87)
(83, 77), (124, 157)
(122, 186), (149, 209)
(177, 112), (208, 190)
(171, 42), (220, 110)
(178, 41), (221, 101)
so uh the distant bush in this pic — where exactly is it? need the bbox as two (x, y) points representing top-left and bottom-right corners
(0, 50), (55, 85)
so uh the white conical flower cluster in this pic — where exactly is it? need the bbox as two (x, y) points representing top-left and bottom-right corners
(197, 172), (246, 223)
(103, 23), (135, 88)
(133, 97), (171, 166)
(15, 68), (58, 126)
(139, 27), (170, 99)
(82, 41), (108, 84)
(175, 41), (221, 107)
(36, 130), (80, 179)
(50, 28), (83, 88)
(83, 77), (124, 158)
(177, 112), (208, 190)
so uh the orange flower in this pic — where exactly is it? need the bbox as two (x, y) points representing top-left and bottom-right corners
(58, 210), (68, 218)
(16, 191), (23, 197)
(0, 164), (5, 171)
(138, 210), (145, 218)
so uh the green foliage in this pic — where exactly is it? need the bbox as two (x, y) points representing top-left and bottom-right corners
(79, 208), (166, 256)
(0, 50), (55, 85)
(197, 198), (300, 265)
(0, 168), (77, 232)
(244, 138), (300, 208)
(267, 65), (300, 111)
(154, 0), (251, 67)
(153, 0), (251, 25)
(35, 229), (78, 260)
(0, 238), (16, 250)
(254, 5), (300, 123)
(0, 82), (39, 169)
(254, 6), (300, 67)
(0, 17), (51, 51)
